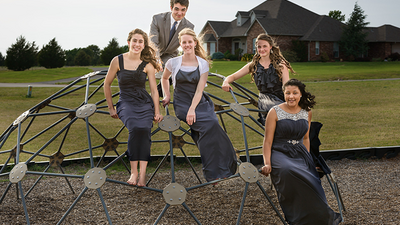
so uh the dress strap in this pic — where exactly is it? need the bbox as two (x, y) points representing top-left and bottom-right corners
(118, 54), (124, 70)
(137, 61), (149, 72)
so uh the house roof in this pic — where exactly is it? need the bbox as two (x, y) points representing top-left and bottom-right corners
(200, 0), (400, 43)
(300, 16), (344, 41)
(366, 25), (400, 42)
(202, 33), (217, 42)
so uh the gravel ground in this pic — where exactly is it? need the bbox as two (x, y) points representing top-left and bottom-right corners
(0, 156), (399, 225)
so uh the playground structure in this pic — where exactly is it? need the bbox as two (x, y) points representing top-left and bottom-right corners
(0, 70), (344, 224)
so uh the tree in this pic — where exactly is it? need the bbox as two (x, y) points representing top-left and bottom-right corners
(101, 38), (124, 65)
(339, 3), (370, 60)
(328, 10), (345, 22)
(0, 52), (5, 66)
(83, 45), (101, 65)
(74, 50), (91, 66)
(65, 48), (80, 66)
(5, 36), (38, 71)
(38, 38), (65, 68)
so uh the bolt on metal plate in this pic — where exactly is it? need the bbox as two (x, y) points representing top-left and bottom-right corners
(230, 103), (250, 117)
(76, 104), (97, 119)
(162, 182), (187, 205)
(158, 115), (180, 132)
(238, 162), (259, 183)
(84, 167), (107, 189)
(9, 163), (28, 184)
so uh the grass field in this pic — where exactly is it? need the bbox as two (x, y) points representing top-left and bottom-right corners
(0, 61), (399, 163)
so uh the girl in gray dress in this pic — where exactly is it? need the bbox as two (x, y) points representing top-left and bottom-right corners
(104, 29), (163, 187)
(222, 34), (295, 125)
(261, 79), (341, 224)
(161, 28), (237, 182)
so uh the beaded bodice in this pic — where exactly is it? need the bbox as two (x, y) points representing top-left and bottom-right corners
(274, 105), (308, 121)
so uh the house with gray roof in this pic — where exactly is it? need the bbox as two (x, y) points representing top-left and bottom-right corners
(200, 0), (400, 61)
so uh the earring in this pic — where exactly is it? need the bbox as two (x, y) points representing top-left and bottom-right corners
(270, 49), (273, 54)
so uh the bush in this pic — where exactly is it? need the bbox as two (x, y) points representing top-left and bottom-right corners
(320, 52), (330, 62)
(5, 36), (38, 71)
(291, 40), (308, 62)
(211, 52), (224, 60)
(282, 50), (299, 62)
(38, 38), (65, 69)
(388, 52), (400, 61)
(241, 53), (254, 62)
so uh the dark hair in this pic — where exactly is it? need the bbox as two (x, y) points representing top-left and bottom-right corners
(283, 79), (316, 111)
(249, 34), (295, 81)
(127, 29), (158, 71)
(170, 0), (189, 8)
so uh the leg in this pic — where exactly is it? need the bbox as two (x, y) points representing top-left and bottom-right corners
(127, 161), (138, 185)
(137, 161), (148, 187)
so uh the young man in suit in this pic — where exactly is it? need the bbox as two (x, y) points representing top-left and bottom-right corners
(150, 0), (194, 96)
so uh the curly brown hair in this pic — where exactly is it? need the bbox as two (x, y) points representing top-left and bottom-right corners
(127, 29), (158, 71)
(248, 34), (295, 81)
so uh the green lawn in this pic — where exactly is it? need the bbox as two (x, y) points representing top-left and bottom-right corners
(0, 62), (399, 163)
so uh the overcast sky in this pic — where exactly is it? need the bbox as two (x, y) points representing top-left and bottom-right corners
(1, 0), (399, 56)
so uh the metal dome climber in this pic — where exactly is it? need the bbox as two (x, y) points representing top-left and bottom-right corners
(0, 70), (288, 224)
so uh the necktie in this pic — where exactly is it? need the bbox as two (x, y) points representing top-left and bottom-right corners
(168, 21), (178, 44)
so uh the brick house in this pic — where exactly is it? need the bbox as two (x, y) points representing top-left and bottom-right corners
(199, 0), (400, 61)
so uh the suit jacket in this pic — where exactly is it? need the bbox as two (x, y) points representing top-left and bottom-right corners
(150, 12), (194, 64)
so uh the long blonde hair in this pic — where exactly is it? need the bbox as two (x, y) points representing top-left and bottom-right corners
(127, 28), (158, 71)
(249, 34), (295, 80)
(178, 28), (211, 67)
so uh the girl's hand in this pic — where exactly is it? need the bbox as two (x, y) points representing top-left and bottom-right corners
(186, 108), (196, 125)
(154, 114), (163, 123)
(260, 164), (272, 177)
(162, 96), (170, 107)
(221, 80), (232, 92)
(108, 107), (119, 119)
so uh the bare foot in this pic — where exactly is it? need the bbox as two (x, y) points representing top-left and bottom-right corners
(127, 173), (137, 186)
(137, 172), (146, 187)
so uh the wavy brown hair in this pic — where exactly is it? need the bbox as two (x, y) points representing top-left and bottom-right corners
(127, 28), (158, 71)
(178, 28), (211, 67)
(249, 34), (295, 81)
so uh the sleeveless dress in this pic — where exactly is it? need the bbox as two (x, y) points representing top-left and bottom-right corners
(173, 67), (237, 182)
(270, 105), (341, 225)
(254, 63), (284, 125)
(115, 54), (154, 161)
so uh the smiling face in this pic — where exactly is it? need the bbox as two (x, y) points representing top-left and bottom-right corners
(256, 39), (272, 57)
(180, 34), (196, 54)
(171, 3), (187, 21)
(284, 85), (302, 108)
(127, 34), (145, 54)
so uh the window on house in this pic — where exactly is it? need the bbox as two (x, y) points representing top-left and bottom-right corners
(315, 41), (320, 55)
(333, 43), (339, 58)
(203, 43), (208, 54)
(253, 38), (256, 54)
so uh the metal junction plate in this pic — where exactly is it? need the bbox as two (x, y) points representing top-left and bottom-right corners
(13, 110), (30, 126)
(9, 163), (28, 184)
(76, 104), (97, 118)
(238, 162), (259, 183)
(84, 167), (107, 189)
(230, 103), (249, 117)
(159, 115), (180, 132)
(163, 182), (187, 205)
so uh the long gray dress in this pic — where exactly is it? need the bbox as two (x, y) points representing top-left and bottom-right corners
(270, 106), (341, 225)
(173, 67), (237, 182)
(254, 63), (285, 125)
(116, 55), (154, 161)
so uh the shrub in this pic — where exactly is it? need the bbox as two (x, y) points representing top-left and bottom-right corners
(282, 50), (299, 62)
(5, 36), (38, 71)
(211, 52), (224, 60)
(388, 52), (400, 61)
(241, 53), (254, 62)
(320, 52), (330, 62)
